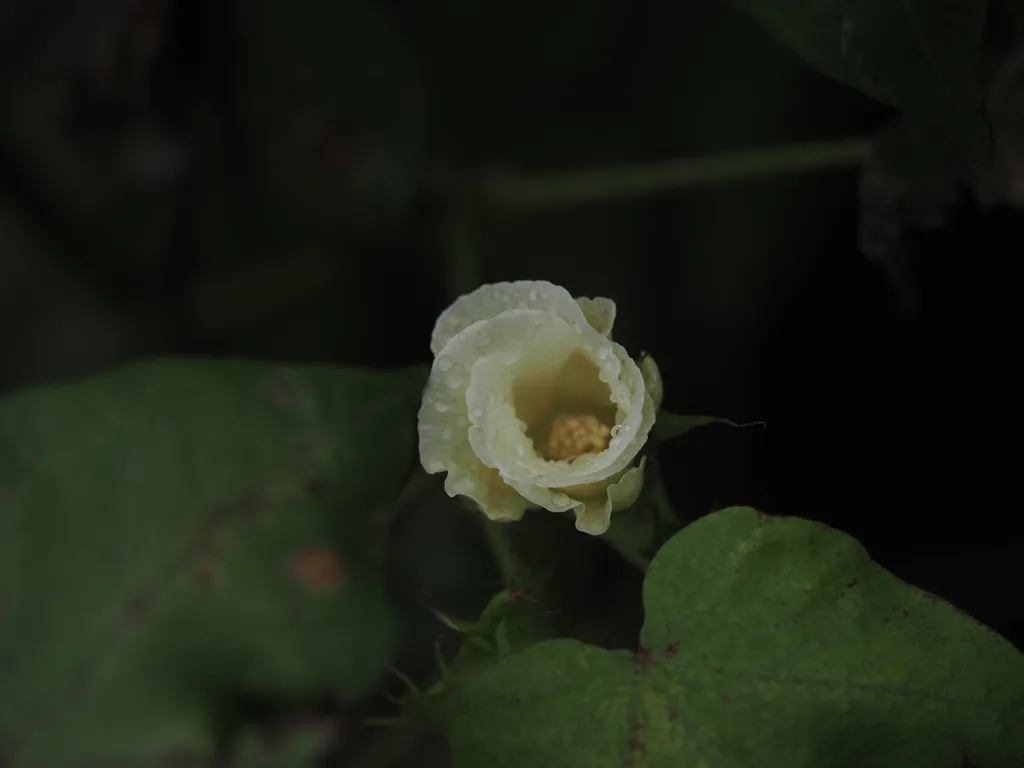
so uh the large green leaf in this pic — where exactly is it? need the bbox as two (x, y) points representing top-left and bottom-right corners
(0, 360), (426, 766)
(439, 507), (1024, 766)
(728, 0), (992, 161)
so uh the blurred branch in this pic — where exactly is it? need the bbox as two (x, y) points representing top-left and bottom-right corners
(480, 136), (872, 208)
(442, 195), (483, 300)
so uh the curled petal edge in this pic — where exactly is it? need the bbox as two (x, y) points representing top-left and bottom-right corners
(506, 457), (647, 536)
(576, 296), (616, 337)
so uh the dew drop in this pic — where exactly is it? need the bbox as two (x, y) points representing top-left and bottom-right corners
(435, 402), (450, 413)
(597, 348), (610, 360)
(437, 358), (453, 371)
(528, 289), (538, 301)
(470, 407), (484, 420)
(610, 424), (622, 438)
(553, 493), (571, 506)
(446, 373), (463, 389)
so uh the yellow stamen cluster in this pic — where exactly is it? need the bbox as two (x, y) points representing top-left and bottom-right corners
(544, 414), (611, 461)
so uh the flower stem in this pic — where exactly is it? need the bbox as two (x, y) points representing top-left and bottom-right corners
(479, 517), (521, 585)
(481, 136), (872, 208)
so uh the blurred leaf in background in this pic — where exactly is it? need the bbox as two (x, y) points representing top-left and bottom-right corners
(0, 360), (424, 765)
(728, 0), (993, 162)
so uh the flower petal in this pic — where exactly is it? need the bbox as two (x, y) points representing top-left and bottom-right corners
(421, 281), (658, 534)
(476, 335), (654, 488)
(640, 353), (663, 411)
(572, 458), (647, 535)
(430, 281), (589, 356)
(576, 296), (616, 337)
(464, 312), (620, 473)
(445, 466), (532, 522)
(508, 458), (647, 535)
(505, 478), (583, 514)
(419, 308), (577, 513)
(419, 313), (534, 520)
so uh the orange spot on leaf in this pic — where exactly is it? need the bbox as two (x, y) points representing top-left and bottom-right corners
(293, 546), (346, 593)
(195, 558), (220, 587)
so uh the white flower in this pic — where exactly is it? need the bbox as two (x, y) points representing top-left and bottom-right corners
(417, 281), (661, 535)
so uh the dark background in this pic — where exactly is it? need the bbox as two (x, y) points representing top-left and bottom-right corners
(2, 0), (1023, 751)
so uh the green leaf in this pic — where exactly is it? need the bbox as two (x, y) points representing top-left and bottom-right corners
(439, 507), (1024, 767)
(728, 0), (992, 162)
(652, 411), (749, 444)
(434, 589), (556, 683)
(0, 359), (427, 766)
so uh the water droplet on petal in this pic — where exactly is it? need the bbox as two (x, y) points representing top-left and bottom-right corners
(437, 358), (453, 371)
(529, 289), (538, 301)
(610, 424), (622, 438)
(446, 373), (463, 388)
(470, 407), (484, 420)
(597, 348), (610, 360)
(435, 402), (450, 413)
(553, 493), (571, 506)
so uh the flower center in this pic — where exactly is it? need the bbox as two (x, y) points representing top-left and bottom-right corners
(512, 350), (617, 462)
(544, 414), (611, 461)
